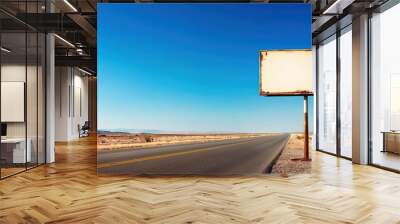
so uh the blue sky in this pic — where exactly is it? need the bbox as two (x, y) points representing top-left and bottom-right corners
(98, 3), (313, 133)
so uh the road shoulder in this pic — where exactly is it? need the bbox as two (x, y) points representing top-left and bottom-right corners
(271, 134), (312, 177)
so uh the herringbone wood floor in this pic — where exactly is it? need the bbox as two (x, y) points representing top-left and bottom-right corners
(1, 137), (400, 224)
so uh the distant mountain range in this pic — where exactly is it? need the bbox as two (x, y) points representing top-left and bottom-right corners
(97, 128), (297, 135)
(98, 128), (170, 134)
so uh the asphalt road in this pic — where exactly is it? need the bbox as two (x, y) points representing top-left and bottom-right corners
(97, 134), (290, 175)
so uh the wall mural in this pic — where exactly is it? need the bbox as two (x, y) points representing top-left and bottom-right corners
(97, 3), (312, 176)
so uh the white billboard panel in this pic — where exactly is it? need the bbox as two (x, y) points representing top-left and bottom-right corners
(259, 50), (313, 96)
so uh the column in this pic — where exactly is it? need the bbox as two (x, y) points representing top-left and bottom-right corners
(352, 14), (369, 164)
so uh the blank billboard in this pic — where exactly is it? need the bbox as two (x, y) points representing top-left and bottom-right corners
(259, 50), (313, 96)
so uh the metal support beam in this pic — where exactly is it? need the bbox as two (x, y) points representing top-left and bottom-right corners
(55, 56), (97, 74)
(67, 13), (97, 46)
(55, 55), (96, 66)
(0, 12), (82, 32)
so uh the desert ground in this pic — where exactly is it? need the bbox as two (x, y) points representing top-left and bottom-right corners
(97, 132), (272, 152)
(271, 134), (312, 176)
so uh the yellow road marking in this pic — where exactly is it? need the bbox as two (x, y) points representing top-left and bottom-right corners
(97, 138), (260, 169)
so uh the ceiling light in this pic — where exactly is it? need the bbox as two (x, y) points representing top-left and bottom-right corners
(63, 0), (78, 12)
(78, 67), (93, 76)
(76, 48), (85, 55)
(54, 34), (75, 48)
(1, 47), (11, 53)
(322, 0), (355, 15)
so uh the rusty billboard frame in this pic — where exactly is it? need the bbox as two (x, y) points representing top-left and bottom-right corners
(259, 49), (314, 97)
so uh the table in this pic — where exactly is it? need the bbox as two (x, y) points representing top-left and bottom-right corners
(1, 138), (32, 164)
(382, 131), (400, 154)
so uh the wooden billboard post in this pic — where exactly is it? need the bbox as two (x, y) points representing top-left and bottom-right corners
(291, 95), (311, 161)
(259, 49), (312, 161)
(303, 95), (310, 161)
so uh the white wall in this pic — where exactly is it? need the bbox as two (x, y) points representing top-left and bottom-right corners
(72, 73), (89, 138)
(1, 65), (27, 139)
(55, 67), (69, 141)
(55, 67), (89, 141)
(1, 63), (46, 164)
(1, 65), (41, 137)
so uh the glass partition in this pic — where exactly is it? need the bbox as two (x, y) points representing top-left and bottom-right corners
(0, 3), (46, 179)
(370, 3), (400, 171)
(317, 35), (337, 154)
(339, 26), (352, 158)
(1, 31), (28, 177)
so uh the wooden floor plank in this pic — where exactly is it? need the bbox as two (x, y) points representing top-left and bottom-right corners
(0, 136), (400, 223)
